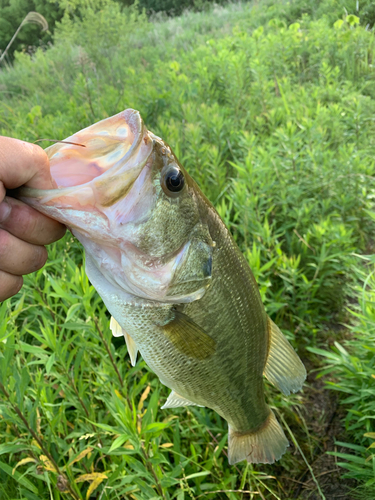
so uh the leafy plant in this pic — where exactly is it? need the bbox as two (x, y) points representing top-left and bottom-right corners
(308, 258), (375, 493)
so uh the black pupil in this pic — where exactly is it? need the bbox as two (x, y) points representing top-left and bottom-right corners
(166, 170), (184, 192)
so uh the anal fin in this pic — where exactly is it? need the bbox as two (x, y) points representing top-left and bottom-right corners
(110, 316), (138, 366)
(161, 391), (204, 409)
(264, 317), (306, 395)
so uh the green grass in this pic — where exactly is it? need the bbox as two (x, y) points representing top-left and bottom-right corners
(1, 0), (375, 498)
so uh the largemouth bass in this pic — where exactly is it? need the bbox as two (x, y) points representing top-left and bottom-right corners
(17, 109), (306, 464)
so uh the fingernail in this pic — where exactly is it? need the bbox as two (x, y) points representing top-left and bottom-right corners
(0, 200), (11, 223)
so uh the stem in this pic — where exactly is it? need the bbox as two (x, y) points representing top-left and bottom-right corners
(80, 53), (96, 119)
(93, 317), (135, 412)
(196, 491), (260, 498)
(206, 428), (242, 476)
(67, 367), (104, 448)
(0, 382), (81, 500)
(142, 444), (166, 500)
(278, 412), (326, 500)
(36, 289), (102, 446)
(36, 287), (57, 322)
(0, 21), (24, 64)
(35, 287), (68, 344)
(93, 317), (124, 387)
(70, 369), (90, 419)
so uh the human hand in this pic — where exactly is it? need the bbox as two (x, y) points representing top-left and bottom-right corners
(0, 137), (66, 301)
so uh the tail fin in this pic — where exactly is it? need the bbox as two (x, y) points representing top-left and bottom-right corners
(228, 410), (288, 465)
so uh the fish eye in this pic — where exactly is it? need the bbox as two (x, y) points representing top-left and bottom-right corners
(161, 166), (185, 197)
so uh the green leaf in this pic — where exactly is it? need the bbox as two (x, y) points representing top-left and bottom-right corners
(45, 353), (55, 375)
(0, 460), (38, 493)
(184, 471), (211, 480)
(108, 434), (129, 453)
(17, 342), (48, 359)
(306, 347), (341, 361)
(143, 422), (169, 433)
(66, 303), (83, 323)
(0, 444), (26, 456)
(346, 14), (360, 26)
(333, 19), (344, 29)
(62, 322), (90, 331)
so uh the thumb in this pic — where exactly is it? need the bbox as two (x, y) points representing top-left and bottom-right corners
(0, 137), (56, 190)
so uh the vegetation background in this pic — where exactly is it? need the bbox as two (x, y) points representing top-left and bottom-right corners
(1, 0), (375, 498)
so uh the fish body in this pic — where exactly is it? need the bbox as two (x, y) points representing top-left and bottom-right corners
(18, 109), (306, 464)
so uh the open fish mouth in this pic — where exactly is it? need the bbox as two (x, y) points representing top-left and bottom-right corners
(16, 109), (154, 222)
(15, 109), (213, 304)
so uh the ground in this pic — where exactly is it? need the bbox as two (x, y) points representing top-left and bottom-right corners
(284, 360), (357, 500)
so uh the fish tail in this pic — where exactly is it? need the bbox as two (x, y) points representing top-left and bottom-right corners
(228, 410), (288, 465)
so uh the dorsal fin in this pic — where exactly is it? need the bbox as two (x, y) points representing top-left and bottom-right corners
(263, 317), (306, 395)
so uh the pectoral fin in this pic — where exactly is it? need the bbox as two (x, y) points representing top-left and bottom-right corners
(110, 316), (138, 366)
(110, 316), (123, 337)
(162, 311), (216, 360)
(263, 317), (306, 395)
(161, 390), (204, 409)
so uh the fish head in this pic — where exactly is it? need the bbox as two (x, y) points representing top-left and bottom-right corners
(18, 109), (214, 304)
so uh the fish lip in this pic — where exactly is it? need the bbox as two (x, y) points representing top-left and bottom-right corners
(16, 109), (151, 204)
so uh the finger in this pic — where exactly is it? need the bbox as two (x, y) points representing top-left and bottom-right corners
(0, 229), (47, 276)
(0, 137), (56, 190)
(0, 196), (66, 245)
(0, 270), (23, 302)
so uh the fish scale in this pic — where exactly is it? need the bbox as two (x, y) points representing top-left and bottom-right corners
(202, 242), (265, 423)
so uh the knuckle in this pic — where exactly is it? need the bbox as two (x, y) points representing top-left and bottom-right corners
(31, 144), (49, 170)
(21, 207), (38, 238)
